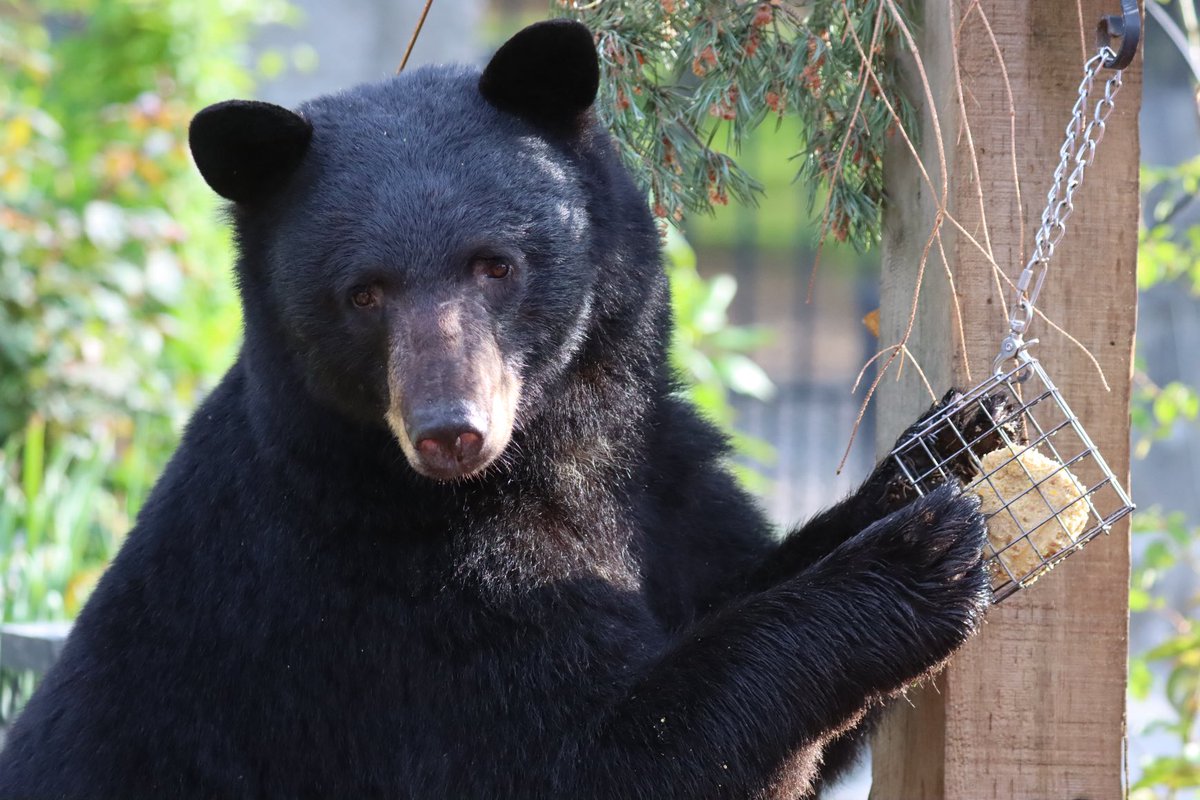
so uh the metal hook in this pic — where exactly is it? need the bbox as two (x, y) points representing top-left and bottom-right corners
(993, 337), (1038, 383)
(1096, 0), (1141, 70)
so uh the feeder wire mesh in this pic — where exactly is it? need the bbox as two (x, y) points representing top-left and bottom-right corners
(891, 352), (1134, 602)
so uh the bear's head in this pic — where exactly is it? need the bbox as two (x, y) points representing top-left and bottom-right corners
(189, 21), (665, 483)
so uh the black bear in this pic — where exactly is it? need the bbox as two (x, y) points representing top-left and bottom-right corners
(0, 20), (992, 799)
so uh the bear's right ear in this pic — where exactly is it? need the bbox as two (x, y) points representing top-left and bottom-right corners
(189, 100), (312, 203)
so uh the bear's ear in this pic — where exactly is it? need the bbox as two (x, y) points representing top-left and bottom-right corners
(479, 20), (599, 129)
(189, 100), (313, 203)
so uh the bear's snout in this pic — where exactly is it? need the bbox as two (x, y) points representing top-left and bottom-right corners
(384, 299), (519, 481)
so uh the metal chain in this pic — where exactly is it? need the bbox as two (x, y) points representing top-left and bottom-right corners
(994, 46), (1124, 374)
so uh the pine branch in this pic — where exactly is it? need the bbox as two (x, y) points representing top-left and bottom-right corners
(560, 0), (914, 252)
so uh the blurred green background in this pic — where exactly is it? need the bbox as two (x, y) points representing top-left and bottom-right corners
(0, 0), (299, 621)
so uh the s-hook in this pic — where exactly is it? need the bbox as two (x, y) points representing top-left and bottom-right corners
(1097, 0), (1141, 70)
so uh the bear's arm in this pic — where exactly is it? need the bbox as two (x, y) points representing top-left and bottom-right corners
(644, 444), (897, 607)
(640, 399), (901, 623)
(572, 484), (987, 799)
(746, 470), (896, 590)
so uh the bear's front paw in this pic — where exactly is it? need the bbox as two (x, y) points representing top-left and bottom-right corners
(935, 388), (1021, 481)
(835, 483), (991, 687)
(876, 388), (1021, 509)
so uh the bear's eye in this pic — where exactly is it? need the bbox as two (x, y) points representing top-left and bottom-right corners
(474, 257), (512, 280)
(349, 286), (379, 309)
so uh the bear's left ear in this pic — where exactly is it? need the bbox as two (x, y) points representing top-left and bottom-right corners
(479, 19), (599, 130)
(189, 100), (313, 203)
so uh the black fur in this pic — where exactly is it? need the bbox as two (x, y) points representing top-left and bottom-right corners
(0, 21), (990, 799)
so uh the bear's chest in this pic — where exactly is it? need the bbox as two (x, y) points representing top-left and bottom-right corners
(209, 555), (662, 796)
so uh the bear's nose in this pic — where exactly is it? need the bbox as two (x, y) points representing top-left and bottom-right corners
(406, 406), (489, 479)
(416, 426), (484, 464)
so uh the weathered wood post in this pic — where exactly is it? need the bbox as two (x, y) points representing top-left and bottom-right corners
(871, 1), (1140, 797)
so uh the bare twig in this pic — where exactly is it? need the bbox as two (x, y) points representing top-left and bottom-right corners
(901, 344), (937, 400)
(851, 346), (905, 394)
(834, 0), (950, 472)
(950, 0), (996, 266)
(883, 0), (951, 214)
(1148, 1), (1200, 85)
(968, 2), (1027, 270)
(397, 0), (435, 74)
(834, 0), (1112, 471)
(935, 228), (971, 383)
(991, 265), (1114, 392)
(934, 208), (1109, 390)
(1076, 0), (1088, 63)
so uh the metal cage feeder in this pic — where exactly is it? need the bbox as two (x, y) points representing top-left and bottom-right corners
(888, 349), (1134, 603)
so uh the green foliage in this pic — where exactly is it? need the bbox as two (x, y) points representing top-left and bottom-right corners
(665, 229), (775, 488)
(1130, 118), (1200, 795)
(679, 115), (881, 272)
(1133, 374), (1200, 459)
(1135, 159), (1200, 468)
(0, 416), (119, 621)
(0, 0), (290, 621)
(559, 0), (913, 251)
(1141, 157), (1200, 295)
(0, 0), (293, 438)
(1129, 510), (1200, 799)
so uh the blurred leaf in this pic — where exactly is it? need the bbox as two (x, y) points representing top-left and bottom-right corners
(1143, 540), (1179, 572)
(291, 43), (319, 74)
(20, 415), (45, 505)
(1133, 755), (1200, 790)
(665, 227), (774, 486)
(257, 49), (286, 79)
(1130, 656), (1153, 700)
(862, 308), (880, 338)
(1130, 586), (1153, 612)
(716, 354), (775, 401)
(1144, 631), (1200, 663)
(1166, 664), (1200, 713)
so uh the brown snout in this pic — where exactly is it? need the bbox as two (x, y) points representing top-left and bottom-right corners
(385, 300), (519, 481)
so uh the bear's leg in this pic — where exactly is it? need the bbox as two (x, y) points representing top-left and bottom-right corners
(571, 483), (989, 799)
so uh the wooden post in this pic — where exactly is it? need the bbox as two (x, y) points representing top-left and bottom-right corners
(871, 2), (1140, 797)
